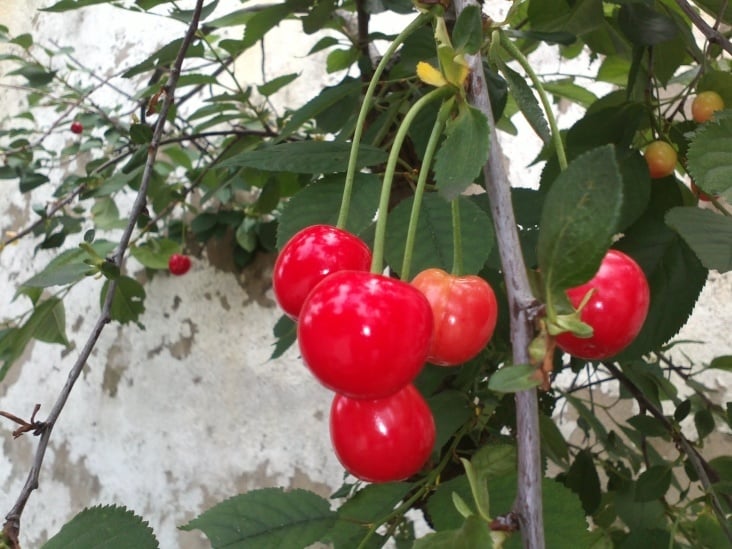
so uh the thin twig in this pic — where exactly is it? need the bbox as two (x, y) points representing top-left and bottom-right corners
(1, 150), (131, 249)
(1, 2), (206, 546)
(453, 2), (544, 547)
(675, 0), (732, 55)
(603, 362), (732, 544)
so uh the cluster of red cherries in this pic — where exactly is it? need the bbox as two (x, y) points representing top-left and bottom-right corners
(273, 224), (498, 482)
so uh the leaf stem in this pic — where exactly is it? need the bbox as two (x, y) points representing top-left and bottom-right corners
(337, 12), (431, 230)
(451, 198), (464, 276)
(498, 31), (568, 171)
(400, 99), (453, 280)
(371, 86), (454, 274)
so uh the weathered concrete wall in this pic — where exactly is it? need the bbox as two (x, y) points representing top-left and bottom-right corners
(0, 2), (730, 548)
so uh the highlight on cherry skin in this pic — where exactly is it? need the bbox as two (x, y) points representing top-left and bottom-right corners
(272, 225), (372, 320)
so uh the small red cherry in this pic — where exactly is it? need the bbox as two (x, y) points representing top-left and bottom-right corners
(70, 121), (83, 135)
(168, 253), (191, 276)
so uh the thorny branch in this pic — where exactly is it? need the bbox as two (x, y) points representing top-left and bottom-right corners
(453, 1), (545, 547)
(0, 1), (206, 546)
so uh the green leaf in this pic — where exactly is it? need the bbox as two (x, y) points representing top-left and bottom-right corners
(490, 476), (590, 549)
(130, 238), (181, 270)
(665, 207), (732, 273)
(615, 182), (708, 359)
(427, 390), (472, 452)
(488, 364), (540, 393)
(258, 73), (299, 96)
(627, 414), (669, 438)
(42, 0), (113, 11)
(22, 240), (116, 288)
(695, 0), (732, 24)
(526, 0), (603, 36)
(686, 115), (732, 202)
(10, 33), (33, 49)
(452, 5), (483, 54)
(563, 449), (601, 515)
(180, 488), (336, 548)
(7, 65), (55, 88)
(694, 408), (715, 441)
(129, 123), (153, 145)
(31, 297), (69, 346)
(539, 413), (569, 466)
(542, 79), (597, 109)
(461, 458), (491, 522)
(614, 484), (666, 530)
(0, 297), (70, 380)
(43, 504), (158, 548)
(326, 48), (359, 73)
(635, 465), (672, 502)
(694, 510), (731, 548)
(271, 314), (296, 359)
(276, 173), (379, 249)
(325, 483), (411, 548)
(19, 171), (50, 193)
(618, 3), (678, 46)
(413, 515), (493, 548)
(537, 145), (623, 304)
(708, 355), (732, 372)
(697, 70), (732, 107)
(497, 61), (551, 145)
(425, 476), (473, 531)
(91, 197), (126, 230)
(384, 194), (493, 278)
(471, 444), (517, 482)
(219, 141), (386, 174)
(278, 78), (361, 139)
(242, 3), (293, 50)
(101, 276), (146, 325)
(616, 149), (651, 231)
(433, 104), (490, 200)
(122, 38), (205, 79)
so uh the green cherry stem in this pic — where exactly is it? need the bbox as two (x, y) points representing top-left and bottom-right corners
(400, 98), (454, 280)
(371, 86), (454, 275)
(451, 197), (464, 276)
(498, 30), (568, 171)
(336, 12), (432, 230)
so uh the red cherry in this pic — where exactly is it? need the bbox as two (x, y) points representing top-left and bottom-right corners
(298, 270), (433, 399)
(273, 225), (372, 320)
(168, 253), (191, 276)
(411, 268), (498, 366)
(555, 250), (650, 360)
(70, 121), (83, 135)
(330, 384), (436, 483)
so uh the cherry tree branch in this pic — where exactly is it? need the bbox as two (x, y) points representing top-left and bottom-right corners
(675, 0), (732, 55)
(452, 2), (545, 547)
(1, 2), (206, 546)
(603, 362), (732, 544)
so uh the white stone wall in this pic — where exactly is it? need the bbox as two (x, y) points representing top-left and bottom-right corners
(0, 2), (730, 548)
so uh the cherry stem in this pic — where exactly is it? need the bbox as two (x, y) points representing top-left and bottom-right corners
(400, 98), (453, 280)
(370, 86), (454, 275)
(498, 30), (568, 171)
(450, 198), (464, 276)
(336, 12), (431, 230)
